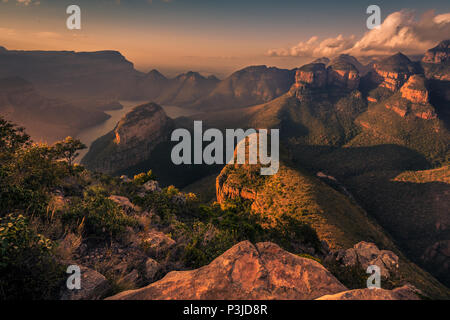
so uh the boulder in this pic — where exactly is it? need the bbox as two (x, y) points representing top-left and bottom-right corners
(141, 230), (176, 258)
(142, 180), (161, 193)
(144, 258), (160, 280)
(332, 241), (399, 278)
(107, 241), (347, 300)
(121, 269), (140, 285)
(108, 195), (139, 214)
(61, 266), (111, 300)
(316, 285), (421, 300)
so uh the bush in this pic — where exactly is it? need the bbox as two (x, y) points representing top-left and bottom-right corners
(180, 200), (321, 268)
(133, 170), (156, 185)
(0, 214), (64, 300)
(62, 186), (137, 240)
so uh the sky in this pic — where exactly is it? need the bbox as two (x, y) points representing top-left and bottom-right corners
(0, 0), (449, 77)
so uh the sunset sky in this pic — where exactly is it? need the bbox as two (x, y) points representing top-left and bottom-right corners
(0, 0), (449, 77)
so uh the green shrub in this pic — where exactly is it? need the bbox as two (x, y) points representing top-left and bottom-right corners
(63, 186), (137, 240)
(324, 259), (367, 289)
(0, 214), (64, 300)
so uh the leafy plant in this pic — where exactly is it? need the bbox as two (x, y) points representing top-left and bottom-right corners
(0, 214), (64, 300)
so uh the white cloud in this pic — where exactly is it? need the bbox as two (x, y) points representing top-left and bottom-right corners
(267, 10), (450, 58)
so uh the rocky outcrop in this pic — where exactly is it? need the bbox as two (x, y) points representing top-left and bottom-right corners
(422, 40), (450, 64)
(107, 241), (347, 300)
(82, 103), (173, 173)
(327, 56), (361, 90)
(108, 195), (140, 214)
(216, 171), (258, 204)
(141, 230), (176, 258)
(328, 241), (399, 279)
(400, 75), (429, 104)
(385, 101), (408, 117)
(327, 68), (360, 91)
(422, 40), (450, 81)
(292, 60), (361, 95)
(380, 76), (437, 120)
(60, 266), (111, 300)
(371, 53), (416, 91)
(294, 63), (328, 89)
(316, 285), (420, 300)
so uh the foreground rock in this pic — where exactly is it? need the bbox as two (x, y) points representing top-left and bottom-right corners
(108, 195), (140, 214)
(316, 285), (420, 300)
(141, 230), (176, 258)
(107, 241), (347, 300)
(329, 241), (399, 279)
(61, 266), (111, 300)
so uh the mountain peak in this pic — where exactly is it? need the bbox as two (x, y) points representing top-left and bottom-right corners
(175, 71), (205, 80)
(422, 39), (450, 64)
(381, 52), (412, 66)
(374, 52), (416, 76)
(146, 69), (167, 80)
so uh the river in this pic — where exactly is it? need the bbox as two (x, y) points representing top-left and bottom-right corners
(74, 101), (196, 163)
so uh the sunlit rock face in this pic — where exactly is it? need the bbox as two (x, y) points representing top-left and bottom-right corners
(107, 241), (348, 300)
(400, 75), (429, 104)
(294, 63), (328, 89)
(371, 53), (417, 91)
(82, 102), (173, 174)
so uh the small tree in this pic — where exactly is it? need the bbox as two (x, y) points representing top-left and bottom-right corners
(53, 136), (86, 166)
(0, 117), (30, 157)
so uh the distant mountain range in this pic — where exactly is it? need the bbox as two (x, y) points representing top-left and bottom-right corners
(81, 39), (450, 290)
(0, 77), (108, 142)
(0, 47), (296, 110)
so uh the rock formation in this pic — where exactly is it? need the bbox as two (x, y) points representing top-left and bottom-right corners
(371, 53), (417, 91)
(60, 266), (111, 300)
(292, 60), (360, 94)
(422, 40), (450, 64)
(294, 63), (328, 89)
(327, 62), (360, 91)
(107, 241), (347, 300)
(216, 167), (258, 204)
(82, 102), (173, 173)
(316, 285), (420, 300)
(422, 39), (450, 81)
(107, 241), (423, 300)
(327, 241), (399, 279)
(400, 74), (429, 104)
